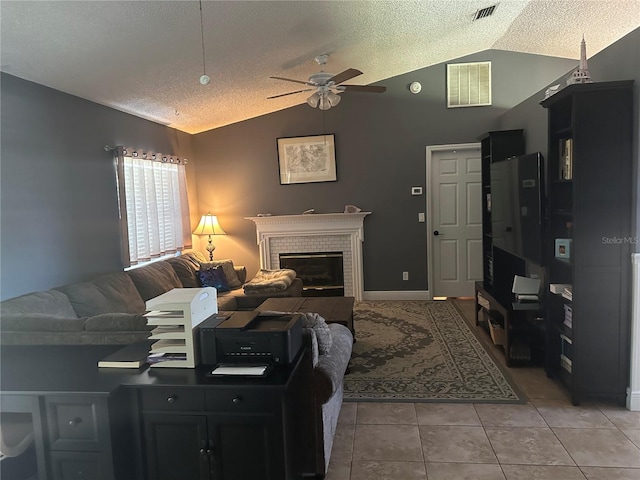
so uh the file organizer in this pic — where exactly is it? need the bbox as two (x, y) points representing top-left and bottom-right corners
(144, 287), (218, 368)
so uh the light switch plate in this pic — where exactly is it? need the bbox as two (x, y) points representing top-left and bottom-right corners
(411, 186), (423, 195)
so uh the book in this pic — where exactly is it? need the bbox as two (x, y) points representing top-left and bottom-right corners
(559, 138), (573, 180)
(98, 341), (152, 368)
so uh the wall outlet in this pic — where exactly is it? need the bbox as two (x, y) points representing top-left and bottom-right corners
(402, 271), (409, 281)
(418, 212), (425, 222)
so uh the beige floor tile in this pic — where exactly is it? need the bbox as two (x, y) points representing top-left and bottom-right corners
(553, 428), (640, 468)
(426, 462), (506, 480)
(623, 429), (640, 448)
(353, 424), (423, 462)
(324, 458), (352, 480)
(350, 460), (427, 480)
(485, 426), (575, 465)
(475, 403), (547, 427)
(419, 425), (497, 464)
(338, 402), (357, 424)
(356, 402), (417, 425)
(533, 400), (617, 428)
(600, 408), (640, 430)
(501, 464), (587, 480)
(415, 403), (481, 426)
(330, 424), (355, 464)
(581, 467), (640, 480)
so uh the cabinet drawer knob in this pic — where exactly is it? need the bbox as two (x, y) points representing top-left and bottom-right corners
(68, 417), (82, 427)
(167, 395), (177, 403)
(232, 396), (242, 404)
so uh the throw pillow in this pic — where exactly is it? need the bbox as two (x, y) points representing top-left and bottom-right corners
(299, 312), (333, 354)
(198, 265), (230, 292)
(200, 259), (242, 289)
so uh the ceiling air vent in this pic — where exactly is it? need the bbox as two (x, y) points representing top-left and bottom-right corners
(472, 4), (497, 21)
(447, 61), (491, 108)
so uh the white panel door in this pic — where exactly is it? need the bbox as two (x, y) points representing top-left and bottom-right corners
(430, 146), (482, 297)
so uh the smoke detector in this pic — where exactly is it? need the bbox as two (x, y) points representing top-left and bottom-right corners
(409, 82), (422, 94)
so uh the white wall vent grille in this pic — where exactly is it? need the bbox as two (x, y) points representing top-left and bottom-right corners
(473, 5), (497, 21)
(447, 61), (492, 108)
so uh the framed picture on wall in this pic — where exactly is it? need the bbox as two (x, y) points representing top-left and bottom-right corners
(277, 134), (337, 184)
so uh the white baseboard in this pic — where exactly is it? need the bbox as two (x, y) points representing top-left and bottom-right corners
(363, 290), (431, 301)
(627, 388), (640, 411)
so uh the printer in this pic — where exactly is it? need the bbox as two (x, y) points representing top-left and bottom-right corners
(199, 311), (302, 366)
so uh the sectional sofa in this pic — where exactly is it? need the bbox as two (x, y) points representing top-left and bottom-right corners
(0, 251), (302, 345)
(0, 250), (352, 478)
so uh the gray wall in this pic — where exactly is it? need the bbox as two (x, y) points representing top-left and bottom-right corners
(2, 30), (636, 301)
(193, 50), (577, 292)
(0, 73), (197, 300)
(498, 28), (640, 251)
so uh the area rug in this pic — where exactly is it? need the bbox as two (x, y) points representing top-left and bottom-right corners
(343, 300), (525, 403)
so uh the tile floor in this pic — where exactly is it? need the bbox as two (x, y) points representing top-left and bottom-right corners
(325, 300), (640, 480)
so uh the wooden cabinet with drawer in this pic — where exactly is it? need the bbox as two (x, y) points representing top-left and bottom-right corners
(137, 352), (307, 480)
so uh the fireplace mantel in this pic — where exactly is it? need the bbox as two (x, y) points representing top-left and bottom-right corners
(245, 213), (371, 300)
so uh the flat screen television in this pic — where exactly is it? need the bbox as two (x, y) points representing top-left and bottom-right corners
(490, 152), (545, 265)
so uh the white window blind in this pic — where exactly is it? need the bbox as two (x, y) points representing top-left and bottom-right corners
(115, 147), (191, 267)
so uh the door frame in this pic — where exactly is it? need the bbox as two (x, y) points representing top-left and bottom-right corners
(426, 142), (481, 299)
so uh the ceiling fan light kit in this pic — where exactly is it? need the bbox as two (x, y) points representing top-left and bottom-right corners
(269, 54), (386, 110)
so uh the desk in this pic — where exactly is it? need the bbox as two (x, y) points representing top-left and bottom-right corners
(475, 282), (544, 367)
(1, 344), (309, 480)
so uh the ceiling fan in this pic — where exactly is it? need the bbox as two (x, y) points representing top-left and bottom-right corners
(268, 54), (386, 110)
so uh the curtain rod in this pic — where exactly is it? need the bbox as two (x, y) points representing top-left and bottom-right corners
(104, 145), (187, 164)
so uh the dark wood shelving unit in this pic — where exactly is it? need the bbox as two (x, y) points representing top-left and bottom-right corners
(541, 80), (634, 405)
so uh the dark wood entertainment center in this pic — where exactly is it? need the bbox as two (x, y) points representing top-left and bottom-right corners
(0, 344), (309, 480)
(477, 81), (634, 406)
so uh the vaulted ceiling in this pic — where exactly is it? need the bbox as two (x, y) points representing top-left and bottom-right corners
(2, 1), (639, 134)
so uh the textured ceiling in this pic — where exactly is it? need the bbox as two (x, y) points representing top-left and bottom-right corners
(1, 1), (639, 134)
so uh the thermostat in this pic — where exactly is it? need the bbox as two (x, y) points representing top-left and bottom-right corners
(411, 186), (423, 196)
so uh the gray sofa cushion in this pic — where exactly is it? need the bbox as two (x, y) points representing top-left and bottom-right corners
(165, 256), (200, 288)
(0, 313), (85, 332)
(84, 313), (151, 332)
(0, 290), (77, 318)
(216, 293), (239, 311)
(56, 272), (145, 317)
(126, 261), (183, 301)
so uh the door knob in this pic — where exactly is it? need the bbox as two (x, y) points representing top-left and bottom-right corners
(433, 230), (444, 236)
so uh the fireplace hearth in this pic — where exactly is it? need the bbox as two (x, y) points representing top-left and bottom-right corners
(280, 252), (344, 297)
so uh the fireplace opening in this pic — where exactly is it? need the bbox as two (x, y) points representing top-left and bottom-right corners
(279, 252), (344, 297)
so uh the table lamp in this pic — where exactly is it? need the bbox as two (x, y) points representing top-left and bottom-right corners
(193, 214), (226, 261)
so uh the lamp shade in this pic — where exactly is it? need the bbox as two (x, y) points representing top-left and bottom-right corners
(193, 214), (226, 235)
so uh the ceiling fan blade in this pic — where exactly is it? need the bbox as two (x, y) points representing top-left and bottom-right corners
(341, 84), (387, 93)
(328, 68), (363, 85)
(270, 76), (314, 86)
(267, 89), (314, 99)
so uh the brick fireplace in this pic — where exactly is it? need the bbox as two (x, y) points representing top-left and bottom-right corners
(245, 213), (370, 301)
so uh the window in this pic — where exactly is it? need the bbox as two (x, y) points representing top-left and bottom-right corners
(115, 147), (191, 267)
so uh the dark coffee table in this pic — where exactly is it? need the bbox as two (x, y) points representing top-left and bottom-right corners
(257, 297), (355, 339)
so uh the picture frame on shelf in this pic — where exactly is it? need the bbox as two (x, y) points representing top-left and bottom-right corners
(277, 134), (337, 185)
(555, 238), (572, 259)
